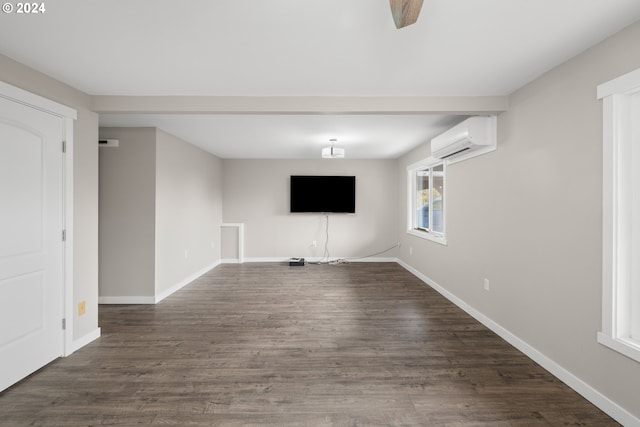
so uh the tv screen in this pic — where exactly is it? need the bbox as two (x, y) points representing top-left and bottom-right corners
(290, 175), (356, 214)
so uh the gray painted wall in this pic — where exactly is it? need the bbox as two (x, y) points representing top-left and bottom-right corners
(222, 159), (398, 260)
(99, 128), (157, 299)
(155, 129), (222, 295)
(397, 21), (640, 420)
(99, 127), (223, 300)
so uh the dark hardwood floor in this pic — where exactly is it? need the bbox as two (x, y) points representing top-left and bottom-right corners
(0, 263), (618, 426)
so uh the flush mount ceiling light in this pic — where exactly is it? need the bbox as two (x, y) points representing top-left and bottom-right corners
(322, 138), (345, 159)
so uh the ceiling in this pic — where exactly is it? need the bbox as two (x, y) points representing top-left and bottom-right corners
(98, 113), (467, 159)
(1, 0), (639, 158)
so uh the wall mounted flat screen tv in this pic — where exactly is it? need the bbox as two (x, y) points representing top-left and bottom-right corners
(290, 175), (356, 214)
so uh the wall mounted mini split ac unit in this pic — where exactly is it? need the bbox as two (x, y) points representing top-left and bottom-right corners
(431, 116), (497, 164)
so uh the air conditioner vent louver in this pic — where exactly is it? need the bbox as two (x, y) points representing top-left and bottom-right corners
(440, 146), (471, 159)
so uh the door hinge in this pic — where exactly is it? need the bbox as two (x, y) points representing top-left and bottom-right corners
(62, 140), (66, 153)
(62, 229), (66, 241)
(62, 318), (66, 330)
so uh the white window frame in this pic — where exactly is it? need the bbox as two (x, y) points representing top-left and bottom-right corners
(597, 67), (640, 364)
(406, 157), (447, 245)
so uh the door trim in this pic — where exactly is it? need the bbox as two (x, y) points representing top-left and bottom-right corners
(0, 80), (77, 357)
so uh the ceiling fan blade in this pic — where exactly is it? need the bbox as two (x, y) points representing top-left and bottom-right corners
(390, 0), (424, 29)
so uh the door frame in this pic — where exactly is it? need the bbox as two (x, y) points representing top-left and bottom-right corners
(0, 80), (76, 356)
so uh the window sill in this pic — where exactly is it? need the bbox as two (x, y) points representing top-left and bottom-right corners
(406, 228), (447, 245)
(597, 332), (640, 364)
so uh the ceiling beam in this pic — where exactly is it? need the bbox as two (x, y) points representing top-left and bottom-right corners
(90, 96), (507, 115)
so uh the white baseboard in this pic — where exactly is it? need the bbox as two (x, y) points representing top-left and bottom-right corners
(99, 261), (221, 305)
(242, 257), (399, 264)
(396, 259), (640, 427)
(154, 260), (220, 303)
(332, 257), (398, 263)
(243, 257), (287, 263)
(98, 295), (156, 304)
(67, 327), (101, 355)
(221, 258), (241, 264)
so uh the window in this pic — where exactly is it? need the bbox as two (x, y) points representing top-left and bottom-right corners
(407, 158), (446, 244)
(597, 67), (640, 363)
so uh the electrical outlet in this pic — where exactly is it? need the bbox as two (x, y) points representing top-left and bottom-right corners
(184, 249), (189, 259)
(483, 278), (490, 291)
(211, 241), (215, 249)
(409, 246), (413, 255)
(78, 301), (86, 316)
(311, 240), (317, 248)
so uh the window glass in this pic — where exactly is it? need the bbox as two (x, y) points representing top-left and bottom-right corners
(431, 164), (444, 234)
(407, 158), (446, 244)
(416, 170), (429, 229)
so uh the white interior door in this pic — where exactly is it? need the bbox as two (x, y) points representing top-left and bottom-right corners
(0, 95), (65, 391)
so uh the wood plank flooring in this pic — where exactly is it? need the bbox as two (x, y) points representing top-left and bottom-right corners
(0, 263), (618, 426)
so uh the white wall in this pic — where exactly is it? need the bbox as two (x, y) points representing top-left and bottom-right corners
(397, 21), (640, 422)
(98, 128), (157, 299)
(155, 129), (222, 296)
(0, 53), (99, 343)
(223, 159), (398, 261)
